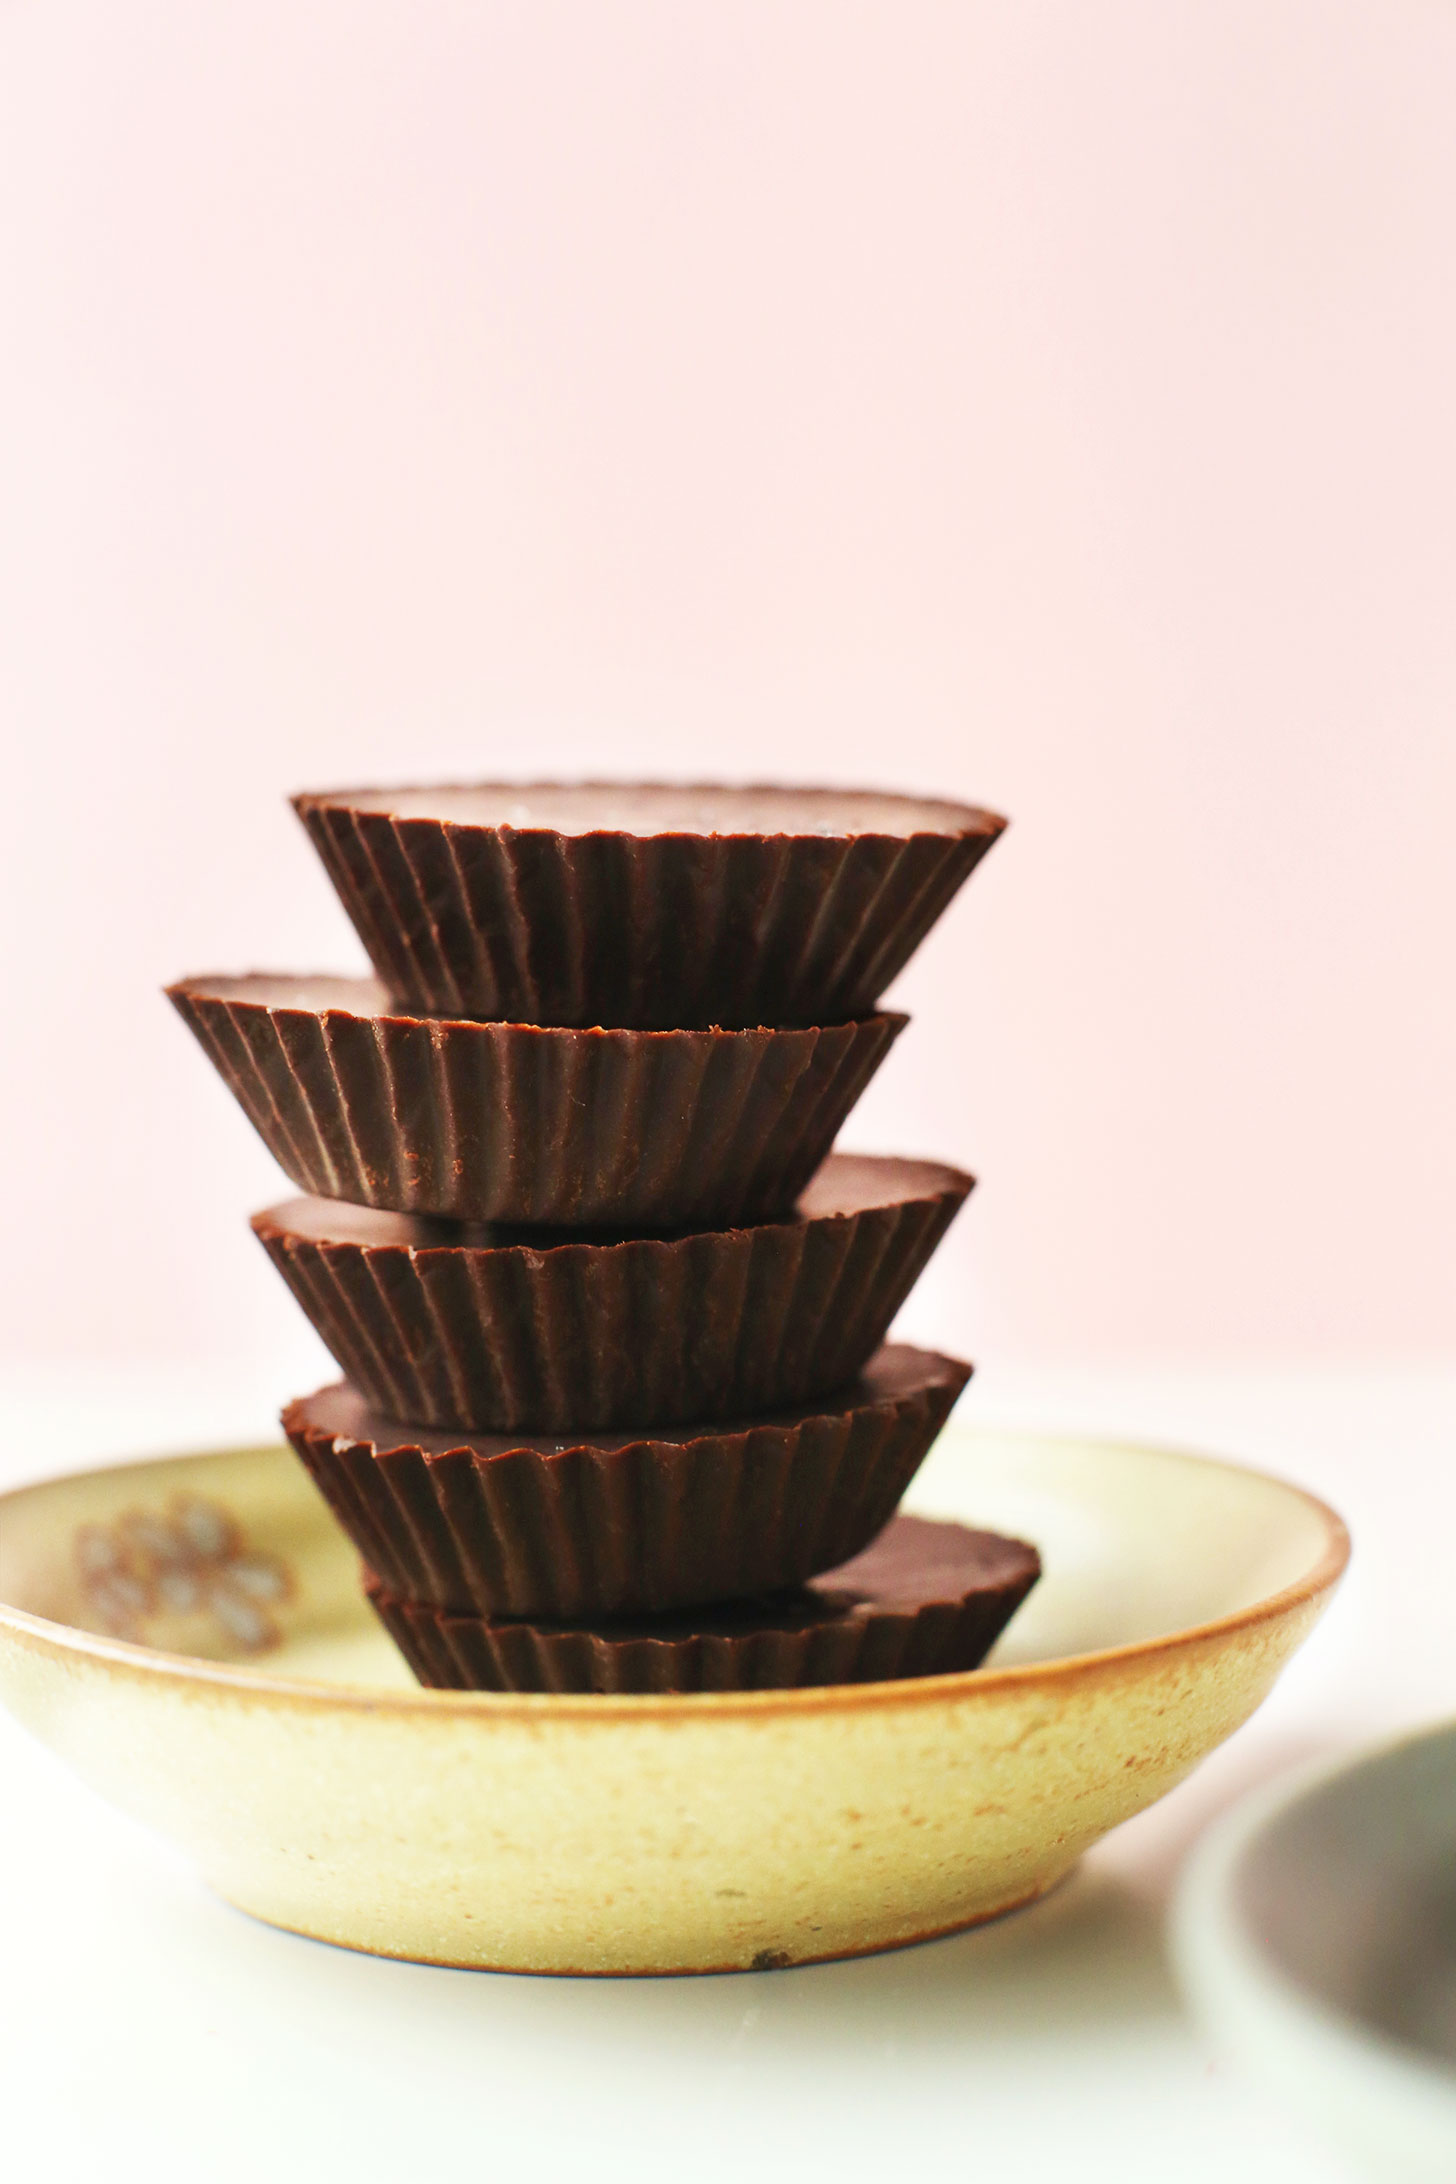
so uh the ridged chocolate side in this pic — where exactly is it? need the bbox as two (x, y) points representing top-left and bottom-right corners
(167, 975), (903, 1227)
(362, 1521), (1041, 1693)
(282, 1346), (972, 1619)
(252, 1155), (971, 1434)
(366, 1585), (1034, 1692)
(293, 793), (1005, 1028)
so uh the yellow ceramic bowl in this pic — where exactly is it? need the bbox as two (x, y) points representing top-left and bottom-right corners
(0, 1426), (1347, 1975)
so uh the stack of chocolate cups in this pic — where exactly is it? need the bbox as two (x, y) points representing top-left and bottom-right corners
(169, 783), (1041, 1694)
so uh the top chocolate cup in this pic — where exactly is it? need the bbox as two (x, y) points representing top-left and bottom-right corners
(292, 781), (1007, 1029)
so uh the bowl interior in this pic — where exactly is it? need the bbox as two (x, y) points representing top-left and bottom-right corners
(0, 1424), (1339, 1691)
(1235, 1726), (1456, 2074)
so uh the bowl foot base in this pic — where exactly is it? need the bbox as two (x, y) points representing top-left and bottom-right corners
(216, 1864), (1080, 1979)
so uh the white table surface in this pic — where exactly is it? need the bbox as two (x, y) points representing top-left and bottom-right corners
(1, 1359), (1452, 2184)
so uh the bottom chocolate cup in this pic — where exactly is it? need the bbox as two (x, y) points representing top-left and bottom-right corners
(364, 1515), (1042, 1693)
(283, 1345), (971, 1620)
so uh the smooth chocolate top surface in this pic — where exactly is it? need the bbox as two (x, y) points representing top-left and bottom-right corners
(696, 1513), (1039, 1635)
(810, 1514), (1035, 1617)
(168, 971), (903, 1044)
(171, 969), (392, 1009)
(169, 971), (399, 1018)
(384, 1516), (1040, 1641)
(292, 781), (1007, 842)
(255, 1152), (972, 1256)
(795, 1154), (970, 1224)
(290, 1343), (969, 1460)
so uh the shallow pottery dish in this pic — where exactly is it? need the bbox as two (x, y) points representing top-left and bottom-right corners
(1175, 1725), (1456, 2182)
(0, 1426), (1346, 1976)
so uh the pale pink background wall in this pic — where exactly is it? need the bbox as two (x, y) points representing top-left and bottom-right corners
(2, 1), (1452, 1381)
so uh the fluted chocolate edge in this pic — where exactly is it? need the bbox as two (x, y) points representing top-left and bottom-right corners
(294, 798), (1004, 1028)
(282, 1348), (972, 1619)
(363, 1560), (1040, 1693)
(167, 977), (905, 1227)
(253, 1167), (971, 1433)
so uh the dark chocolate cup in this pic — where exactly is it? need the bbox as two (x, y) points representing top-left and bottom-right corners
(292, 781), (1006, 1029)
(167, 974), (903, 1228)
(282, 1346), (972, 1620)
(362, 1516), (1041, 1693)
(252, 1153), (972, 1435)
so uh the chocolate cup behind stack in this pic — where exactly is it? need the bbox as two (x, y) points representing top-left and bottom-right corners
(292, 781), (1007, 1029)
(282, 1346), (971, 1621)
(253, 1153), (972, 1435)
(167, 974), (903, 1229)
(364, 1515), (1042, 1694)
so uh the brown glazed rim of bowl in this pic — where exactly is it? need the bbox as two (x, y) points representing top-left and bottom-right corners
(0, 1431), (1350, 1722)
(289, 779), (1009, 842)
